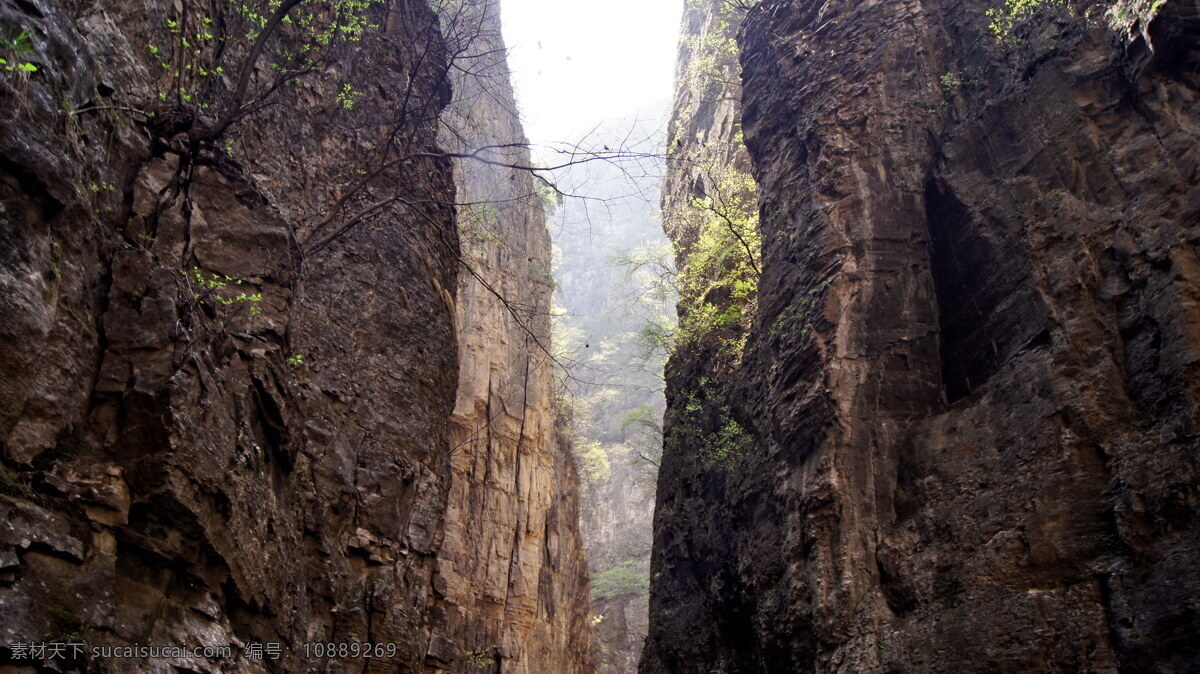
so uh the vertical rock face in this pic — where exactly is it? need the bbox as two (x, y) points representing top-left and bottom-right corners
(0, 0), (592, 671)
(641, 0), (763, 669)
(437, 1), (595, 672)
(582, 461), (653, 674)
(645, 0), (1200, 672)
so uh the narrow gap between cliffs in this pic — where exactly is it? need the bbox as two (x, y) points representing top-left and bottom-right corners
(499, 1), (684, 671)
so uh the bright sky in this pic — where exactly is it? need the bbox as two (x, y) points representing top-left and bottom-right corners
(500, 0), (683, 146)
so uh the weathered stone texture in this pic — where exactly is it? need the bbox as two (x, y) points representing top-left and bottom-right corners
(436, 1), (595, 672)
(584, 460), (653, 674)
(0, 0), (592, 671)
(644, 1), (1200, 672)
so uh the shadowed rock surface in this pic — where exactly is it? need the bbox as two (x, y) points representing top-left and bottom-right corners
(644, 0), (1200, 672)
(0, 0), (593, 671)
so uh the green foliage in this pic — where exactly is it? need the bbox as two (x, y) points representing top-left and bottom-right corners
(768, 280), (829, 345)
(621, 405), (664, 487)
(665, 0), (761, 363)
(153, 0), (384, 117)
(552, 196), (674, 458)
(929, 70), (983, 113)
(611, 241), (679, 359)
(637, 321), (675, 355)
(189, 267), (264, 316)
(548, 118), (671, 623)
(1, 28), (38, 74)
(575, 438), (612, 486)
(466, 646), (497, 669)
(983, 0), (1167, 50)
(675, 384), (753, 469)
(985, 0), (1068, 42)
(620, 405), (662, 439)
(704, 416), (751, 465)
(674, 162), (760, 357)
(533, 174), (563, 215)
(625, 0), (763, 479)
(591, 560), (649, 600)
(682, 31), (738, 94)
(670, 184), (759, 355)
(335, 82), (361, 109)
(287, 354), (305, 365)
(940, 71), (962, 90)
(678, 0), (753, 108)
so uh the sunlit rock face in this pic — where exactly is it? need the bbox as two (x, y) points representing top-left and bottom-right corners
(437, 1), (595, 672)
(0, 0), (592, 670)
(644, 0), (1200, 672)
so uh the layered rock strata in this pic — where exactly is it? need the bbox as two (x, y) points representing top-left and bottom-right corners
(437, 0), (595, 671)
(0, 0), (592, 671)
(644, 0), (1200, 672)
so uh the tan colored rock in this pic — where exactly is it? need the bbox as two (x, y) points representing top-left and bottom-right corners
(435, 1), (596, 671)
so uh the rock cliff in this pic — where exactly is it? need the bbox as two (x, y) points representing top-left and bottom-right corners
(583, 460), (653, 674)
(645, 0), (1200, 672)
(437, 1), (595, 671)
(0, 0), (592, 671)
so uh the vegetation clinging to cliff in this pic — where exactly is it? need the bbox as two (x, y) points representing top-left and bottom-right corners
(1, 28), (38, 73)
(985, 0), (1168, 44)
(663, 0), (761, 364)
(591, 559), (650, 601)
(673, 160), (760, 357)
(651, 0), (764, 479)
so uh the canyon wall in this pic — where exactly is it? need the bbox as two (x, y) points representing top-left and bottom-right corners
(582, 460), (653, 674)
(0, 0), (592, 671)
(645, 0), (1200, 672)
(641, 0), (763, 667)
(437, 0), (595, 671)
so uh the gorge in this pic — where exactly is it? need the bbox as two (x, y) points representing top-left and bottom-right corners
(1, 0), (1198, 673)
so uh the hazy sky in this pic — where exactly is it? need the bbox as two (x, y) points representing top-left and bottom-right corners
(500, 0), (683, 146)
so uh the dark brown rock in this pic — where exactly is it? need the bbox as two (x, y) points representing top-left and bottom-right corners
(0, 0), (593, 671)
(644, 1), (1200, 672)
